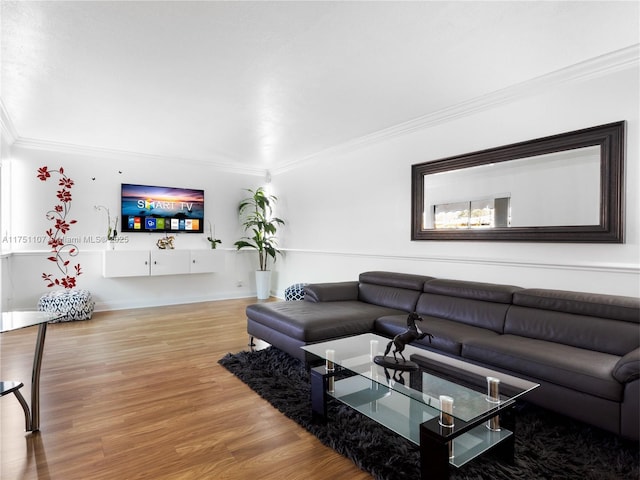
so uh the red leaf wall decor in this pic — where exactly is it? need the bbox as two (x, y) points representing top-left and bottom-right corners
(37, 166), (82, 289)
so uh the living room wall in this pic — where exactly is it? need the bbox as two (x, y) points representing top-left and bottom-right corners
(2, 145), (266, 310)
(2, 58), (638, 310)
(0, 132), (11, 310)
(272, 64), (640, 297)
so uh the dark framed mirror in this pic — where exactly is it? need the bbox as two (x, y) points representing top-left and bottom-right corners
(412, 121), (625, 242)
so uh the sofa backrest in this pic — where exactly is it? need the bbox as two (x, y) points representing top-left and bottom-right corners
(505, 289), (640, 355)
(416, 279), (521, 333)
(358, 271), (432, 312)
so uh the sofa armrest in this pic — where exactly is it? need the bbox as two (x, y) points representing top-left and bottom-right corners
(613, 347), (640, 383)
(304, 281), (359, 302)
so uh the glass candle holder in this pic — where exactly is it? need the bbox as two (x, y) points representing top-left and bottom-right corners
(486, 376), (500, 403)
(486, 376), (501, 431)
(325, 349), (335, 372)
(439, 395), (454, 428)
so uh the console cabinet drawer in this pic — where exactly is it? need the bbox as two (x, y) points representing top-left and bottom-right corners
(150, 250), (191, 276)
(103, 250), (150, 277)
(103, 250), (223, 277)
(190, 250), (225, 273)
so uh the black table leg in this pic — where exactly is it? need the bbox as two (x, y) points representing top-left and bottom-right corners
(420, 422), (451, 480)
(310, 366), (329, 422)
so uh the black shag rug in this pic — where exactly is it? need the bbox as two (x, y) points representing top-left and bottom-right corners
(219, 347), (639, 480)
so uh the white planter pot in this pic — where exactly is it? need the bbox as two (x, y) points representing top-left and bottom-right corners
(255, 270), (272, 300)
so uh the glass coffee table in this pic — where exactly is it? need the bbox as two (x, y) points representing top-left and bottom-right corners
(303, 333), (539, 480)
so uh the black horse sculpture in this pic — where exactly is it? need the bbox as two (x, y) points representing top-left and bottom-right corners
(383, 312), (433, 363)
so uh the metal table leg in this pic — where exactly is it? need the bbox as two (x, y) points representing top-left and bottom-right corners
(1, 381), (32, 431)
(29, 322), (48, 431)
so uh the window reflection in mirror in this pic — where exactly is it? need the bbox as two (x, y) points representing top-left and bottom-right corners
(431, 197), (511, 229)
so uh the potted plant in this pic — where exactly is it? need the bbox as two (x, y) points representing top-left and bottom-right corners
(206, 221), (222, 249)
(94, 205), (118, 249)
(234, 187), (285, 299)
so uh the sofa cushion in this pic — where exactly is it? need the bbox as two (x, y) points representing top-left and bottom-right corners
(613, 348), (640, 383)
(513, 289), (640, 323)
(423, 279), (521, 303)
(504, 305), (639, 356)
(359, 271), (433, 290)
(304, 281), (359, 302)
(359, 284), (423, 312)
(414, 279), (521, 333)
(415, 296), (510, 334)
(246, 301), (406, 343)
(375, 314), (500, 356)
(357, 271), (432, 311)
(462, 335), (623, 401)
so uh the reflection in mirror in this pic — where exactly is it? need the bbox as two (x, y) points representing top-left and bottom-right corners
(411, 121), (625, 242)
(424, 146), (601, 229)
(431, 197), (511, 229)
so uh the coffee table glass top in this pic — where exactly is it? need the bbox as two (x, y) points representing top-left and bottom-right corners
(303, 333), (539, 423)
(1, 311), (62, 333)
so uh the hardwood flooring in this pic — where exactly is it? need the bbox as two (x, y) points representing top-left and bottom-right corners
(1, 299), (372, 480)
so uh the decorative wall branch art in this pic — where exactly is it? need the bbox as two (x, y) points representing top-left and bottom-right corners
(37, 166), (82, 289)
(94, 205), (118, 241)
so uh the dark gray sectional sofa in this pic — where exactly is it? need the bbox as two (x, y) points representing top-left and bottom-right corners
(246, 271), (640, 441)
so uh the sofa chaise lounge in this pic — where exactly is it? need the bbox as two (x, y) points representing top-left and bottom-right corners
(245, 271), (640, 441)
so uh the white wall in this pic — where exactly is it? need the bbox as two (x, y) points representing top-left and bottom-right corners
(272, 65), (640, 297)
(0, 130), (11, 309)
(3, 145), (268, 310)
(2, 62), (639, 310)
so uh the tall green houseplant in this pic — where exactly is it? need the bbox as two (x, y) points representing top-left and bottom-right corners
(234, 187), (285, 271)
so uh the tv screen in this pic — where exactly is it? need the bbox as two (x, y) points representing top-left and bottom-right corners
(120, 183), (204, 233)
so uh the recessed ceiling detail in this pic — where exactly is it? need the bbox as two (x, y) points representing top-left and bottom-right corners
(1, 1), (638, 172)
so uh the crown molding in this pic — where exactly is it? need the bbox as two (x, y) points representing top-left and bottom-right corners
(2, 94), (263, 174)
(4, 45), (637, 177)
(273, 44), (640, 175)
(0, 98), (19, 145)
(11, 137), (266, 176)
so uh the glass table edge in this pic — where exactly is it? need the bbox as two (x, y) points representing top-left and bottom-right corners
(303, 333), (540, 420)
(1, 311), (64, 333)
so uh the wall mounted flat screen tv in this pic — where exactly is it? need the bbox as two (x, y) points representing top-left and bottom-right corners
(121, 183), (204, 233)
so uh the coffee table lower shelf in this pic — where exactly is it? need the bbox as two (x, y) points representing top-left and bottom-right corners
(311, 369), (515, 478)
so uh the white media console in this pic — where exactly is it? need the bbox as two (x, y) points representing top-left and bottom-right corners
(102, 249), (224, 277)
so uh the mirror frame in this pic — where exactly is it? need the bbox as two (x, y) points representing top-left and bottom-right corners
(411, 121), (625, 242)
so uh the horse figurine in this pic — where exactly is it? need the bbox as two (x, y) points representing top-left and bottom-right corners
(383, 312), (433, 363)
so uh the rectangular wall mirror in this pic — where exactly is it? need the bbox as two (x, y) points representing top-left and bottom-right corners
(411, 121), (625, 242)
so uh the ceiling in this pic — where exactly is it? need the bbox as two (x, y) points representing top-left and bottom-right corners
(1, 1), (639, 173)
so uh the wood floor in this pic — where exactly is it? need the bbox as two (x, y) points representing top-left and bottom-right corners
(1, 299), (372, 480)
